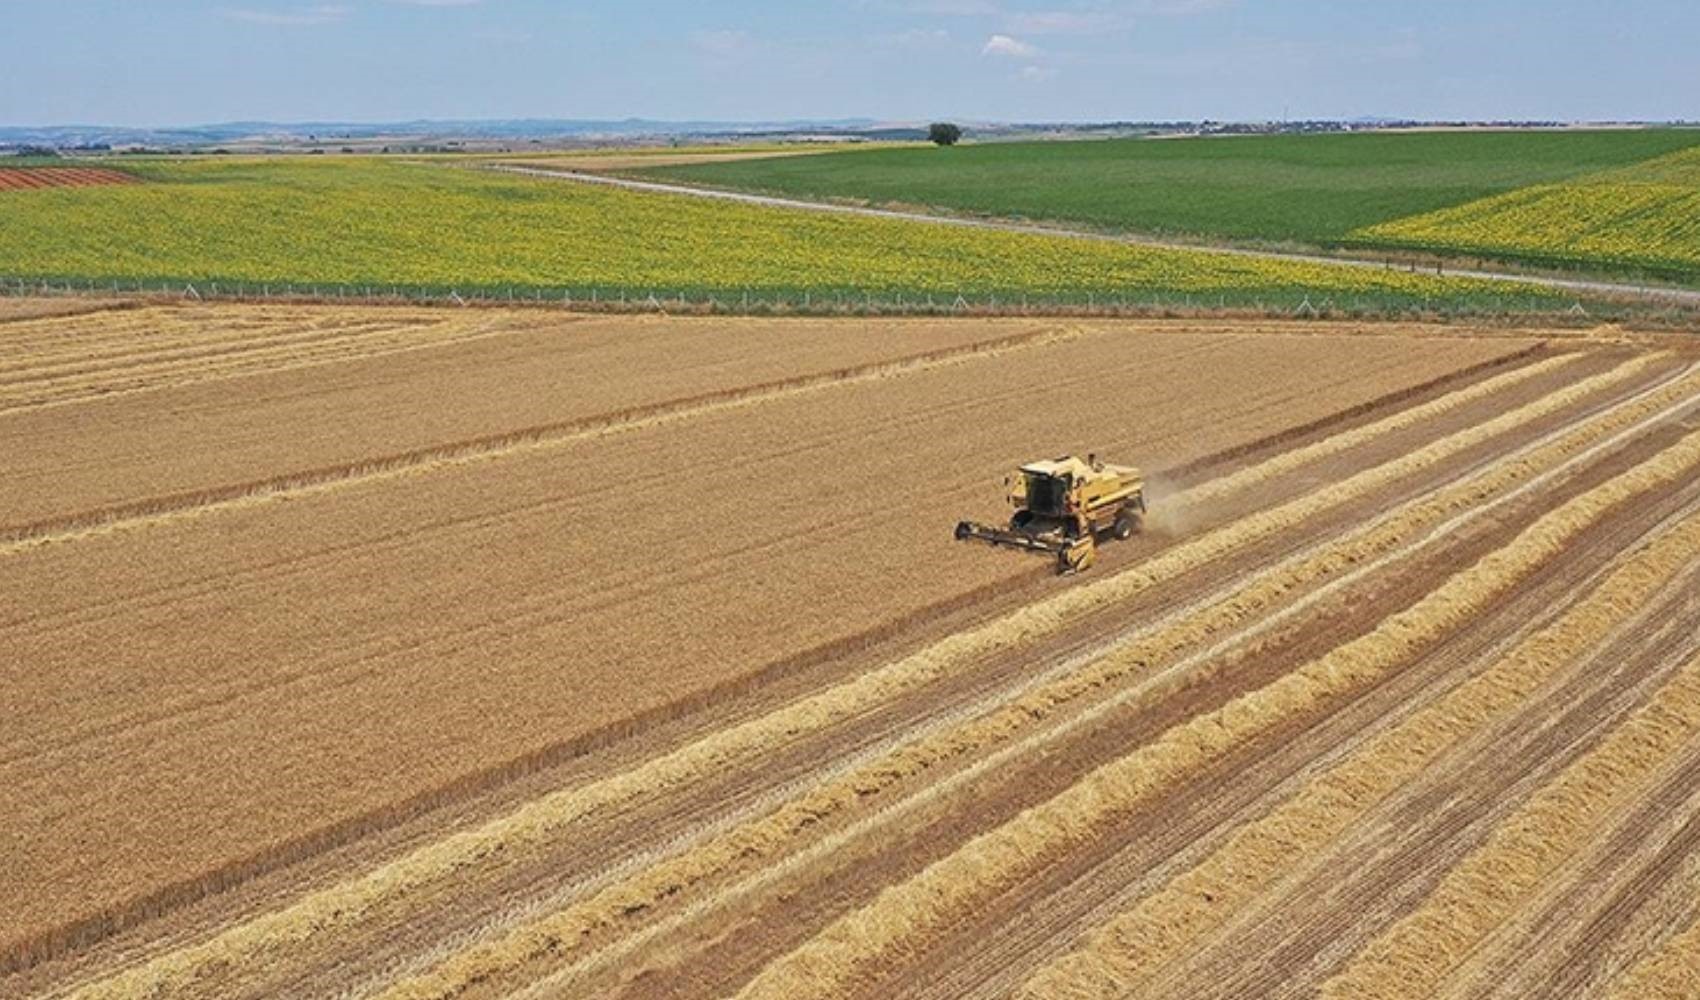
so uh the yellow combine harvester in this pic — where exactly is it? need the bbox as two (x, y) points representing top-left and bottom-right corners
(954, 454), (1146, 573)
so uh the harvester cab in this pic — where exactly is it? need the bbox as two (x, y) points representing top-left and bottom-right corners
(955, 454), (1146, 573)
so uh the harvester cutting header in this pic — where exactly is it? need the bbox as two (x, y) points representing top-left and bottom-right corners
(955, 454), (1146, 573)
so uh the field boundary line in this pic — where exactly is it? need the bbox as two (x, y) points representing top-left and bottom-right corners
(462, 370), (1700, 1000)
(730, 426), (1700, 1000)
(0, 323), (1089, 555)
(50, 354), (1666, 997)
(488, 165), (1700, 308)
(1014, 505), (1700, 999)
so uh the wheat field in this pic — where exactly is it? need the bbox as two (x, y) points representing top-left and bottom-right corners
(3, 301), (1698, 999)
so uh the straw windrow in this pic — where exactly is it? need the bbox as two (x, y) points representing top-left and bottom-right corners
(732, 428), (1700, 1000)
(1016, 510), (1700, 999)
(1317, 655), (1700, 999)
(66, 354), (1660, 1000)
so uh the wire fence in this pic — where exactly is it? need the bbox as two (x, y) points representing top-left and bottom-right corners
(0, 273), (1683, 323)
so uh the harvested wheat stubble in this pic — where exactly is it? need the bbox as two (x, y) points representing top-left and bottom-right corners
(370, 358), (1695, 1000)
(386, 364), (1690, 1000)
(0, 322), (1097, 551)
(51, 340), (1585, 1000)
(732, 427), (1700, 1000)
(0, 305), (512, 412)
(1015, 508), (1700, 1000)
(0, 298), (134, 324)
(1318, 657), (1700, 999)
(1167, 352), (1578, 509)
(1605, 910), (1700, 999)
(10, 327), (1524, 979)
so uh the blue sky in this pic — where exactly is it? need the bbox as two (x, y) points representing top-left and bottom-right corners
(4, 1), (1697, 127)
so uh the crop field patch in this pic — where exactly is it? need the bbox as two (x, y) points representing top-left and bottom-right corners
(1348, 146), (1700, 282)
(641, 129), (1700, 247)
(0, 156), (1557, 310)
(3, 302), (1698, 1000)
(0, 167), (138, 191)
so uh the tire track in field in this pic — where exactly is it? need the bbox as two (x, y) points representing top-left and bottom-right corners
(53, 350), (1622, 998)
(731, 427), (1700, 1000)
(0, 323), (1090, 554)
(363, 363), (1697, 1000)
(1012, 504), (1700, 1000)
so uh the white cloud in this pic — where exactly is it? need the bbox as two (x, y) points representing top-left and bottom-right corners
(982, 33), (1037, 57)
(1019, 64), (1058, 81)
(221, 4), (349, 25)
(388, 0), (486, 6)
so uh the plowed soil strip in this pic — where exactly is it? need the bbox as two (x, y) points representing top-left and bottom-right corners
(0, 325), (1089, 553)
(0, 167), (135, 189)
(1014, 508), (1700, 999)
(731, 428), (1700, 1000)
(60, 350), (1628, 1000)
(370, 367), (1694, 1000)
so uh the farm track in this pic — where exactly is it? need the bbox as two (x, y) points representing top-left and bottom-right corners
(6, 305), (1698, 1000)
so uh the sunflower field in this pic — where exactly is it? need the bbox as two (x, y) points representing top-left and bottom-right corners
(1349, 146), (1700, 282)
(0, 156), (1549, 309)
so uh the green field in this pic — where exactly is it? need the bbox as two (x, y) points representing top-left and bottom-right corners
(0, 156), (1551, 311)
(643, 130), (1700, 278)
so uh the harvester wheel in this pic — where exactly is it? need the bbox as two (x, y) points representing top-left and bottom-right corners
(1112, 511), (1140, 540)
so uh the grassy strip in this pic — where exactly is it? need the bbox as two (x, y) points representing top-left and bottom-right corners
(65, 354), (1639, 1000)
(1605, 910), (1700, 999)
(1317, 667), (1700, 993)
(1016, 508), (1700, 999)
(733, 427), (1700, 1000)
